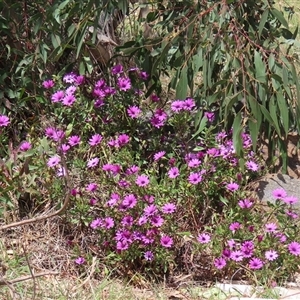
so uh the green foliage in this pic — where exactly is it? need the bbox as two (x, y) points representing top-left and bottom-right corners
(118, 0), (300, 172)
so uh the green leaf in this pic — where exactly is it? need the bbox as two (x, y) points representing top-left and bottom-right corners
(276, 89), (289, 136)
(192, 116), (207, 139)
(175, 66), (188, 99)
(258, 9), (269, 39)
(51, 34), (61, 49)
(232, 111), (243, 157)
(254, 50), (266, 83)
(270, 8), (289, 28)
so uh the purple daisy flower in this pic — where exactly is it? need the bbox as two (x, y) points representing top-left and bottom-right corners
(47, 155), (61, 168)
(127, 106), (141, 118)
(117, 77), (131, 91)
(249, 257), (264, 269)
(283, 196), (298, 205)
(183, 98), (196, 110)
(111, 64), (123, 75)
(42, 79), (55, 89)
(171, 100), (184, 113)
(19, 141), (32, 152)
(87, 157), (99, 168)
(150, 215), (164, 227)
(51, 90), (64, 102)
(160, 235), (173, 248)
(214, 257), (226, 269)
(288, 241), (300, 256)
(230, 250), (244, 262)
(272, 188), (287, 199)
(68, 135), (81, 146)
(75, 257), (85, 265)
(197, 233), (211, 244)
(89, 134), (102, 146)
(62, 94), (76, 106)
(86, 183), (98, 192)
(136, 174), (150, 187)
(265, 223), (277, 233)
(188, 172), (203, 185)
(144, 251), (154, 261)
(161, 203), (176, 214)
(245, 160), (259, 171)
(238, 198), (253, 209)
(265, 250), (278, 261)
(0, 115), (10, 127)
(168, 167), (180, 179)
(226, 182), (239, 192)
(154, 151), (166, 161)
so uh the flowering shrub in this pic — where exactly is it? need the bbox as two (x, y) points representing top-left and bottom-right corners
(1, 65), (300, 285)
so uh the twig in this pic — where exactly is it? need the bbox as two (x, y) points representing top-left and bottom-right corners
(21, 242), (36, 300)
(0, 271), (60, 286)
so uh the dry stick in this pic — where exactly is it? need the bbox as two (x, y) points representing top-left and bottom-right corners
(0, 271), (60, 286)
(0, 151), (72, 231)
(21, 243), (36, 300)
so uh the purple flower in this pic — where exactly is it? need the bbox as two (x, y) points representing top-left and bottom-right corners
(238, 198), (253, 209)
(62, 94), (76, 106)
(19, 141), (32, 152)
(68, 135), (80, 146)
(47, 155), (61, 168)
(118, 134), (130, 146)
(103, 217), (114, 229)
(75, 75), (85, 85)
(111, 64), (123, 75)
(197, 233), (211, 244)
(188, 158), (201, 168)
(188, 172), (202, 185)
(168, 167), (180, 179)
(51, 90), (64, 102)
(183, 98), (196, 110)
(160, 235), (173, 248)
(288, 241), (300, 256)
(214, 257), (226, 269)
(222, 249), (231, 259)
(265, 223), (277, 233)
(227, 239), (236, 249)
(89, 198), (98, 205)
(283, 196), (298, 205)
(249, 257), (264, 269)
(204, 112), (215, 122)
(171, 100), (184, 113)
(42, 79), (55, 89)
(89, 134), (102, 146)
(272, 188), (287, 199)
(66, 85), (76, 95)
(86, 183), (98, 192)
(154, 151), (166, 161)
(265, 250), (278, 261)
(230, 250), (244, 262)
(0, 115), (10, 127)
(87, 157), (99, 168)
(286, 210), (298, 219)
(75, 257), (85, 265)
(226, 182), (239, 192)
(144, 251), (154, 261)
(90, 218), (102, 229)
(150, 215), (164, 227)
(127, 106), (141, 118)
(150, 116), (165, 128)
(63, 72), (77, 83)
(106, 193), (120, 207)
(117, 77), (131, 91)
(126, 165), (139, 175)
(136, 174), (150, 187)
(162, 203), (176, 214)
(61, 141), (72, 152)
(116, 240), (129, 251)
(139, 71), (149, 80)
(138, 215), (148, 225)
(246, 160), (259, 171)
(121, 216), (134, 227)
(122, 194), (137, 209)
(229, 222), (241, 232)
(144, 204), (158, 216)
(151, 94), (160, 102)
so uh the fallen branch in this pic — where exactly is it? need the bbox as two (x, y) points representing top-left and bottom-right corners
(0, 271), (60, 286)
